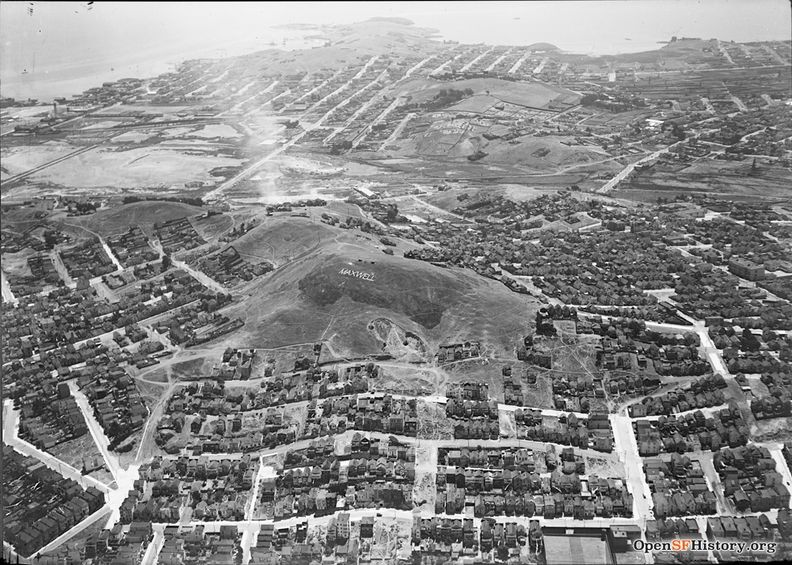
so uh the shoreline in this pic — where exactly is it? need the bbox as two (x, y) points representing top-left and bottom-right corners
(0, 29), (324, 103)
(2, 17), (790, 103)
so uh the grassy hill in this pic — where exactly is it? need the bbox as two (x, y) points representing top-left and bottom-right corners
(76, 201), (204, 237)
(481, 135), (609, 169)
(216, 219), (537, 358)
(397, 125), (607, 171)
(395, 78), (580, 110)
(232, 216), (337, 266)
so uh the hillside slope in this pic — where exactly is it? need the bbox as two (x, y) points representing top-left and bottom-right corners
(217, 219), (537, 359)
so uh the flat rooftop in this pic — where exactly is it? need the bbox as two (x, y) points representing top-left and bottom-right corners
(544, 534), (610, 565)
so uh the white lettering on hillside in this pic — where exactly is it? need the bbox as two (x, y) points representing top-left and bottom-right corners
(338, 268), (375, 282)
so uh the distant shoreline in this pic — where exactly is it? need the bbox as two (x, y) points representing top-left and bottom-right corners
(2, 15), (789, 103)
(0, 28), (324, 103)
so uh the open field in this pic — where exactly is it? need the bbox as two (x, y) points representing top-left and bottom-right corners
(232, 215), (336, 265)
(0, 250), (36, 278)
(73, 201), (205, 237)
(752, 416), (792, 444)
(618, 159), (792, 201)
(394, 77), (579, 109)
(482, 135), (609, 170)
(192, 212), (234, 240)
(18, 146), (244, 191)
(0, 141), (82, 179)
(49, 434), (113, 483)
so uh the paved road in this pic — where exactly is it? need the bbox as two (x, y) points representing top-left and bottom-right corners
(486, 48), (513, 73)
(596, 142), (683, 194)
(677, 317), (730, 376)
(1, 270), (18, 306)
(731, 95), (748, 112)
(61, 222), (123, 272)
(379, 112), (415, 151)
(324, 69), (390, 144)
(460, 46), (495, 72)
(509, 51), (530, 75)
(2, 399), (111, 493)
(250, 424), (622, 465)
(140, 526), (165, 565)
(717, 40), (735, 65)
(149, 238), (226, 294)
(245, 457), (269, 520)
(591, 313), (729, 376)
(66, 380), (144, 528)
(701, 97), (715, 113)
(611, 414), (653, 522)
(67, 381), (120, 480)
(50, 250), (75, 286)
(100, 238), (124, 271)
(35, 506), (112, 557)
(405, 54), (439, 78)
(220, 79), (281, 117)
(533, 56), (549, 75)
(172, 256), (227, 294)
(762, 443), (792, 510)
(286, 70), (344, 108)
(135, 380), (180, 462)
(351, 96), (403, 149)
(430, 49), (465, 76)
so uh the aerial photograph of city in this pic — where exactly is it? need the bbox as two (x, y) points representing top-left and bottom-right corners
(0, 1), (790, 563)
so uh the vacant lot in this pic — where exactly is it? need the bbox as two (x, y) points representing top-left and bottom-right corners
(395, 77), (579, 109)
(77, 201), (204, 237)
(1, 141), (81, 178)
(24, 146), (244, 190)
(620, 159), (792, 201)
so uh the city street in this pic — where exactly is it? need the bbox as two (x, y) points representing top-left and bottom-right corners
(2, 399), (111, 493)
(610, 414), (653, 523)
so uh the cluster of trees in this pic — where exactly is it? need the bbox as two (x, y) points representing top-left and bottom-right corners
(655, 120), (688, 140)
(426, 88), (474, 109)
(223, 220), (257, 241)
(71, 201), (97, 214)
(330, 140), (353, 154)
(711, 324), (792, 352)
(197, 292), (232, 313)
(726, 352), (787, 375)
(43, 229), (63, 249)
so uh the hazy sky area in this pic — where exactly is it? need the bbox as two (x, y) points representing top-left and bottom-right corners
(1, 0), (790, 101)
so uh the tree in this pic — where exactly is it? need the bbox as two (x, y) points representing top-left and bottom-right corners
(43, 230), (59, 249)
(741, 328), (760, 352)
(161, 254), (172, 272)
(684, 332), (700, 347)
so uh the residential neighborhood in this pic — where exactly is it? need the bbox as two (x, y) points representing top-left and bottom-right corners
(2, 5), (792, 565)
